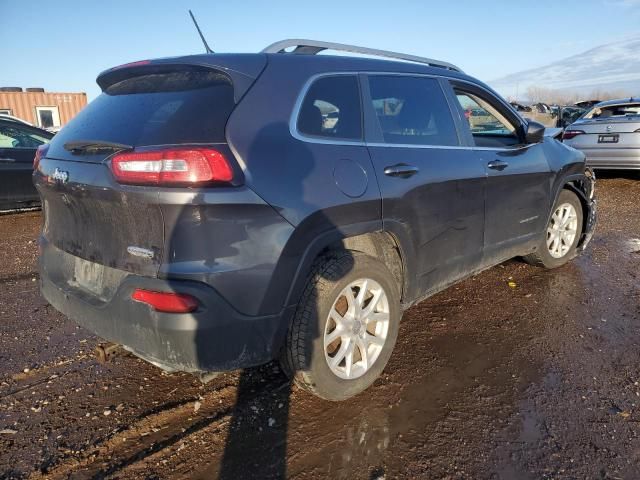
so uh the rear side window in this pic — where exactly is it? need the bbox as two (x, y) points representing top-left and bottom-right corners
(52, 68), (235, 147)
(297, 76), (362, 141)
(368, 76), (459, 146)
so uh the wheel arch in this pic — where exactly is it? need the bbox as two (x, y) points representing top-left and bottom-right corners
(551, 172), (594, 246)
(283, 223), (412, 311)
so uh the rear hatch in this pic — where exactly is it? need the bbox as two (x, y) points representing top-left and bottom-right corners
(35, 57), (265, 292)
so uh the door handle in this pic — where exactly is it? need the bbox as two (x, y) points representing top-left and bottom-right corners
(384, 164), (419, 178)
(0, 158), (16, 163)
(487, 160), (509, 171)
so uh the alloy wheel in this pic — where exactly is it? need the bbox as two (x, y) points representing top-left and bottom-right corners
(323, 278), (390, 380)
(547, 202), (578, 258)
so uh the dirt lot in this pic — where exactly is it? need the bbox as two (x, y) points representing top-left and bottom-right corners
(1, 174), (639, 479)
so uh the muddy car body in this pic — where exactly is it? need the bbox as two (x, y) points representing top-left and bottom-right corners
(36, 40), (596, 400)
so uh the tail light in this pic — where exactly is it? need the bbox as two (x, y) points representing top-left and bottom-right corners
(111, 148), (233, 186)
(33, 144), (49, 170)
(132, 289), (198, 313)
(562, 130), (585, 140)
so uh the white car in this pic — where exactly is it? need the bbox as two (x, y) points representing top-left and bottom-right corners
(563, 98), (640, 170)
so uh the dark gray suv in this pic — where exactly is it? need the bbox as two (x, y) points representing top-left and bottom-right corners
(35, 40), (596, 400)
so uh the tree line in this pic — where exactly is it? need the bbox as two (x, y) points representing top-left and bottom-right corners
(510, 86), (635, 105)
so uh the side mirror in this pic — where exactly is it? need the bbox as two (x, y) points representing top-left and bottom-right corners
(525, 120), (545, 143)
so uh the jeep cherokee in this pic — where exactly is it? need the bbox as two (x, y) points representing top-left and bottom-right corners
(35, 40), (597, 401)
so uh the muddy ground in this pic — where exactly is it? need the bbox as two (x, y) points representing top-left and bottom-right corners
(1, 174), (639, 480)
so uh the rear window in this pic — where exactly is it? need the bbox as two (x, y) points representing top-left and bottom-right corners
(585, 103), (640, 119)
(53, 68), (235, 147)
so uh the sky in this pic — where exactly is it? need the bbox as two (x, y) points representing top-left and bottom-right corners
(2, 0), (640, 100)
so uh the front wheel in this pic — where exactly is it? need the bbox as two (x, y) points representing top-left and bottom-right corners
(281, 252), (401, 401)
(524, 189), (583, 269)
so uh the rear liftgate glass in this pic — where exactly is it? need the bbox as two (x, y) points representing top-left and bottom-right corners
(38, 66), (238, 300)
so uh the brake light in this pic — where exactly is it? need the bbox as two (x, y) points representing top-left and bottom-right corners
(111, 148), (233, 186)
(33, 144), (49, 170)
(132, 289), (198, 313)
(562, 130), (585, 140)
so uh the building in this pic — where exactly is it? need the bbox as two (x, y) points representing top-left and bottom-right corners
(0, 87), (87, 131)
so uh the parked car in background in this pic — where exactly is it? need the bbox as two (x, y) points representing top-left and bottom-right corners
(510, 102), (532, 112)
(551, 105), (586, 128)
(509, 101), (556, 127)
(0, 119), (53, 210)
(563, 98), (640, 170)
(36, 40), (596, 401)
(574, 99), (601, 109)
(0, 113), (34, 127)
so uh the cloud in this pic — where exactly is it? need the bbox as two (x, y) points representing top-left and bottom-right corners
(490, 35), (640, 98)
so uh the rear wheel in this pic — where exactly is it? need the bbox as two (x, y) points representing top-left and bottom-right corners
(281, 252), (401, 401)
(524, 189), (583, 269)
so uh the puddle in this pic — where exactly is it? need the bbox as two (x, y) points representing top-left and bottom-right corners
(286, 332), (543, 479)
(626, 238), (640, 253)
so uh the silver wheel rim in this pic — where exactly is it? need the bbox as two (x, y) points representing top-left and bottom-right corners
(323, 278), (390, 380)
(547, 202), (578, 258)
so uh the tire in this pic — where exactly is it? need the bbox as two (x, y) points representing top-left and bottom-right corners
(524, 189), (584, 269)
(281, 251), (401, 401)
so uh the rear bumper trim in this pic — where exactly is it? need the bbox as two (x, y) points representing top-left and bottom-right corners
(577, 148), (640, 169)
(40, 264), (292, 372)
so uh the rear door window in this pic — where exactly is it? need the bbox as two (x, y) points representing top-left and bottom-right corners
(367, 76), (459, 146)
(52, 68), (235, 148)
(296, 75), (362, 141)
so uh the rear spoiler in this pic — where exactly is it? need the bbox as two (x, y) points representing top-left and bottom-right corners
(97, 54), (267, 103)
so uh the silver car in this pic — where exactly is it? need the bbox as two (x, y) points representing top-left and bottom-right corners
(563, 98), (640, 169)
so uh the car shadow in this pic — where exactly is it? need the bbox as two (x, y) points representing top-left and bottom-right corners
(164, 122), (358, 478)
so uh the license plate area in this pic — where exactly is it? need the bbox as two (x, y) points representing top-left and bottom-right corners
(72, 257), (105, 297)
(598, 134), (619, 143)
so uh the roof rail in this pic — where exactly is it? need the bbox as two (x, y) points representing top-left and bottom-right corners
(261, 39), (463, 73)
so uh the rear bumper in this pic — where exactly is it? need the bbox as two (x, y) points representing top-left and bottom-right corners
(580, 148), (640, 169)
(39, 245), (293, 373)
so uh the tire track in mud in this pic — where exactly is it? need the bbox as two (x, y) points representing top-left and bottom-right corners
(34, 373), (291, 479)
(0, 271), (38, 285)
(32, 385), (236, 479)
(1, 351), (94, 396)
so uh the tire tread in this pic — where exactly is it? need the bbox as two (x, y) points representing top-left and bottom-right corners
(523, 189), (583, 269)
(281, 251), (357, 395)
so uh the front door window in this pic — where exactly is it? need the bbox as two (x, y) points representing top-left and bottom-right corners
(454, 91), (520, 148)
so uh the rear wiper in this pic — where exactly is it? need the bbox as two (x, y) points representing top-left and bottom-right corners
(64, 140), (132, 154)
